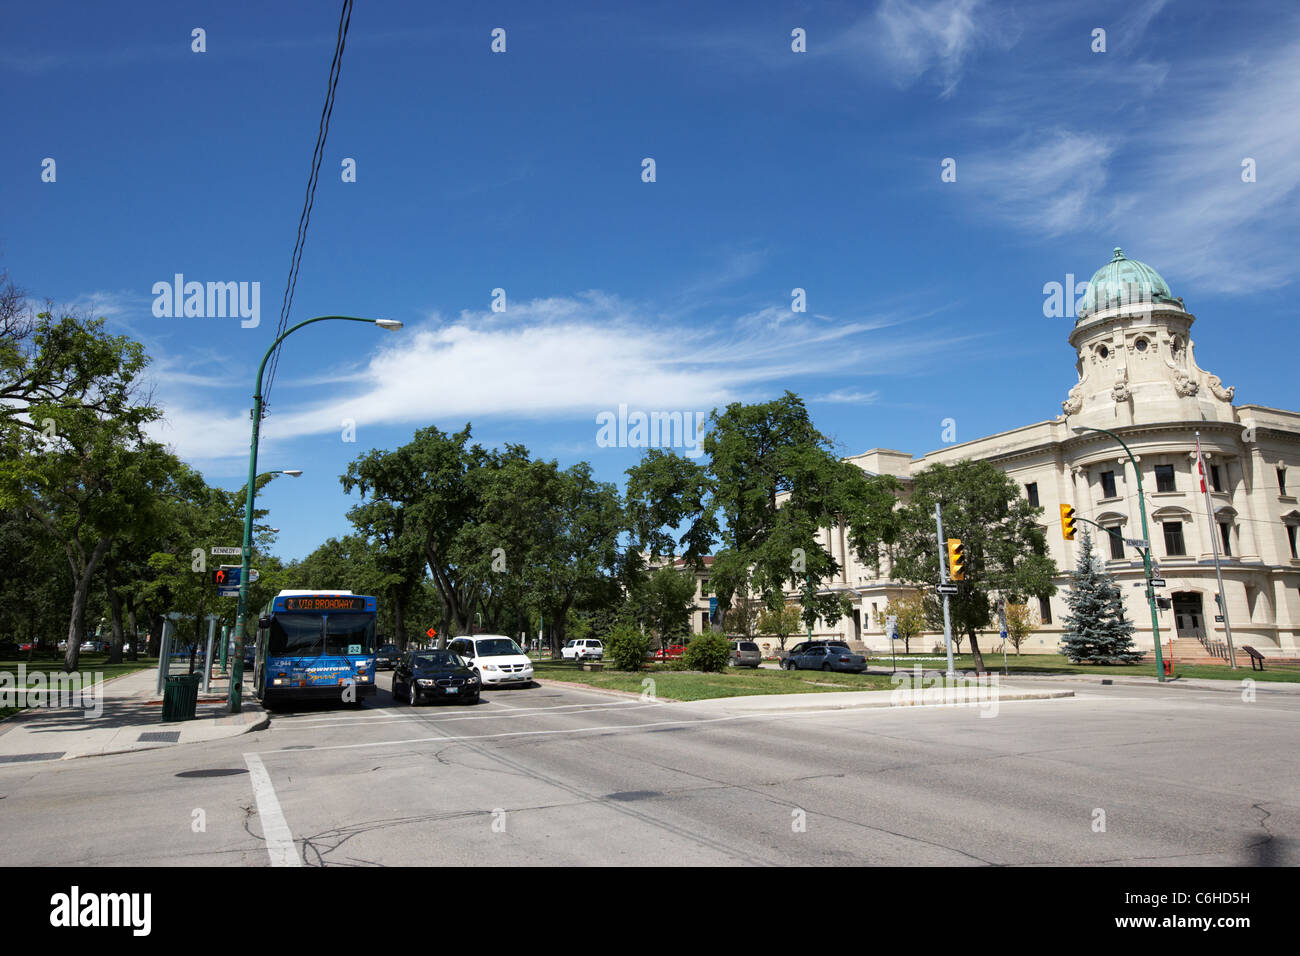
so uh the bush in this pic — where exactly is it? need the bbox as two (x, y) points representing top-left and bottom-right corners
(604, 624), (652, 671)
(682, 633), (731, 672)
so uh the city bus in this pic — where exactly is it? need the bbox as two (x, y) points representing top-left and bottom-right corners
(253, 590), (379, 709)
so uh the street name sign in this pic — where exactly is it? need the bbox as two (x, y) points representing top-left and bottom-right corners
(211, 547), (241, 556)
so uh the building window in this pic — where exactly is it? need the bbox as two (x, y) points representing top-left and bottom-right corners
(1155, 465), (1176, 493)
(1038, 597), (1052, 625)
(1025, 482), (1039, 508)
(1210, 464), (1224, 493)
(700, 578), (710, 597)
(1105, 526), (1124, 560)
(700, 611), (709, 632)
(1288, 525), (1298, 560)
(1100, 471), (1117, 498)
(1280, 467), (1288, 496)
(1218, 522), (1232, 556)
(1163, 521), (1186, 556)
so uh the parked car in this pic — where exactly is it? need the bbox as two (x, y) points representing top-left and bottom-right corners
(79, 640), (97, 652)
(561, 639), (604, 661)
(783, 641), (867, 673)
(374, 644), (400, 670)
(653, 644), (686, 661)
(728, 640), (761, 668)
(447, 635), (534, 687)
(391, 650), (480, 705)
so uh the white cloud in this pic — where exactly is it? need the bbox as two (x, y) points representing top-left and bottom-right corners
(840, 0), (1015, 98)
(960, 34), (1300, 293)
(811, 389), (882, 405)
(146, 292), (955, 467)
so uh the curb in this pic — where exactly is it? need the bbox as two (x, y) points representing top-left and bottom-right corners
(64, 710), (270, 760)
(685, 688), (1076, 714)
(534, 677), (679, 703)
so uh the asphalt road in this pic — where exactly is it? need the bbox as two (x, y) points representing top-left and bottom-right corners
(1, 674), (1297, 866)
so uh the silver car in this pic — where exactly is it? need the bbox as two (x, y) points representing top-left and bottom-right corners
(728, 640), (762, 668)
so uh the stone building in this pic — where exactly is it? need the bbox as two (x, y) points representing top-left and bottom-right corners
(803, 248), (1300, 663)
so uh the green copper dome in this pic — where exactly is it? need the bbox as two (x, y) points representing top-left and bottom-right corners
(1078, 247), (1177, 318)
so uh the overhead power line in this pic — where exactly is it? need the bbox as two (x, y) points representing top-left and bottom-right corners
(263, 0), (355, 410)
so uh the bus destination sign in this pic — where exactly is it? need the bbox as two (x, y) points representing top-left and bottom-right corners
(282, 596), (368, 612)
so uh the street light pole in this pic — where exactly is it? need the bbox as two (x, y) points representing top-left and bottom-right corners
(1070, 424), (1165, 682)
(227, 315), (401, 713)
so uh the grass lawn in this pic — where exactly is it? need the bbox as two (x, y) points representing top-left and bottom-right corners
(881, 652), (1300, 683)
(0, 653), (159, 719)
(531, 659), (897, 701)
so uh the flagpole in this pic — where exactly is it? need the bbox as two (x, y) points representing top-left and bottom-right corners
(1196, 432), (1238, 668)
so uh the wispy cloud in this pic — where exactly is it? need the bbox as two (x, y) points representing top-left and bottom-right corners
(832, 0), (1018, 98)
(957, 31), (1300, 292)
(146, 291), (957, 467)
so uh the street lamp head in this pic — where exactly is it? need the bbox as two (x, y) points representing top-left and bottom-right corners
(281, 469), (303, 477)
(374, 319), (403, 331)
(1071, 426), (1088, 434)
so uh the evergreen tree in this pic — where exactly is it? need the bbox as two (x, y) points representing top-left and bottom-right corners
(1060, 529), (1141, 663)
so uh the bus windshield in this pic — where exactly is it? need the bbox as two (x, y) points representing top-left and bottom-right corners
(326, 613), (376, 655)
(267, 614), (322, 657)
(266, 612), (376, 657)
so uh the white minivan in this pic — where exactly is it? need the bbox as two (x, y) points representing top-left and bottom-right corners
(447, 635), (534, 687)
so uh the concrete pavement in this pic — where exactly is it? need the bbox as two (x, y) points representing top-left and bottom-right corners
(0, 665), (266, 762)
(1, 673), (1297, 866)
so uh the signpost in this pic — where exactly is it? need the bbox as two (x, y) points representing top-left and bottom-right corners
(936, 583), (959, 596)
(886, 614), (897, 674)
(211, 546), (241, 556)
(215, 566), (258, 598)
(934, 504), (956, 677)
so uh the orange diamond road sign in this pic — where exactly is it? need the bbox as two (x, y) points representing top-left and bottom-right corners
(426, 627), (437, 638)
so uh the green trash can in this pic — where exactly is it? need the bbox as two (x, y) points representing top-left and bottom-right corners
(162, 673), (201, 722)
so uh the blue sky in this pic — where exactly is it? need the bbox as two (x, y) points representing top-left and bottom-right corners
(3, 0), (1297, 561)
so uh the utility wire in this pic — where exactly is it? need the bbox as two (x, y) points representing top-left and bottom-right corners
(262, 0), (354, 410)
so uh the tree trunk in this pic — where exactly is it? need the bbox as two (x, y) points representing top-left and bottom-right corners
(125, 598), (139, 661)
(392, 592), (406, 650)
(968, 628), (986, 673)
(62, 538), (110, 672)
(148, 614), (164, 657)
(106, 579), (125, 665)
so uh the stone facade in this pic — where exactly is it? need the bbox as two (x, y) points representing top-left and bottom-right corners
(800, 251), (1300, 661)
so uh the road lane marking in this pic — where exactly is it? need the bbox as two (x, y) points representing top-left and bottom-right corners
(280, 698), (649, 728)
(254, 695), (1083, 756)
(243, 753), (302, 867)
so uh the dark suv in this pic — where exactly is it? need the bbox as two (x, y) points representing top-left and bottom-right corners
(782, 641), (868, 673)
(375, 644), (400, 670)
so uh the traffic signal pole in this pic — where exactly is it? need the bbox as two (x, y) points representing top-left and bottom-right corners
(935, 503), (955, 678)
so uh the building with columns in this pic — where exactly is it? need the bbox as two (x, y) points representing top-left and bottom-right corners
(803, 248), (1300, 662)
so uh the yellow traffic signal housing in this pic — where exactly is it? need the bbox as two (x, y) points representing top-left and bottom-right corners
(1060, 503), (1077, 540)
(946, 538), (965, 580)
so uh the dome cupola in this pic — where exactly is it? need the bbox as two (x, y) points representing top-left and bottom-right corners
(1078, 247), (1178, 318)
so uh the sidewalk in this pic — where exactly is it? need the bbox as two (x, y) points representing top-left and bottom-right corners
(0, 665), (267, 762)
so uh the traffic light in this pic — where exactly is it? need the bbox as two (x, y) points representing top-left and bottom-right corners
(1060, 503), (1077, 540)
(946, 538), (966, 581)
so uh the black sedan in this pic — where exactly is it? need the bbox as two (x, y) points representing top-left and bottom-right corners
(374, 644), (400, 670)
(392, 650), (481, 705)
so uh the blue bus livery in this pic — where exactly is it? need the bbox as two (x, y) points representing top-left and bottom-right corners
(254, 590), (378, 708)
